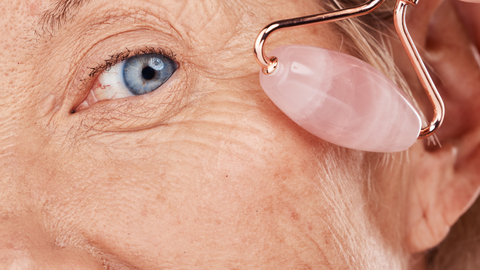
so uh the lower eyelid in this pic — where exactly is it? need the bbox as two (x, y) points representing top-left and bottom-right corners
(73, 70), (187, 133)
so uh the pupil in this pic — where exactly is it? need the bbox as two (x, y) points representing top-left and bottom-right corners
(142, 66), (155, 80)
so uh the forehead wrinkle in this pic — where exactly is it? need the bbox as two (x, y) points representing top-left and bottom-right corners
(37, 0), (91, 36)
(175, 0), (244, 48)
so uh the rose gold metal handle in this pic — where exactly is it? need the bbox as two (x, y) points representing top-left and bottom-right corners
(254, 0), (386, 74)
(394, 0), (444, 138)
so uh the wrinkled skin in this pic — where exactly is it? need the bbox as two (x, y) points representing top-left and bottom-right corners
(0, 0), (479, 269)
(0, 1), (393, 268)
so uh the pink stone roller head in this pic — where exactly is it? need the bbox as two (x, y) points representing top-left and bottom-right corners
(260, 45), (421, 152)
(254, 0), (445, 153)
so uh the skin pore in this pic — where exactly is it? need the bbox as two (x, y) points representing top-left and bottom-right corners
(1, 0), (479, 269)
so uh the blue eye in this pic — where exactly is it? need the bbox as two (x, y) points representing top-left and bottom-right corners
(76, 52), (178, 111)
(123, 54), (177, 95)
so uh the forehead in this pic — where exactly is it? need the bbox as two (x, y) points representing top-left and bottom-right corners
(2, 0), (331, 45)
(3, 0), (265, 37)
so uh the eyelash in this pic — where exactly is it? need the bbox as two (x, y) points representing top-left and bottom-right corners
(87, 47), (177, 79)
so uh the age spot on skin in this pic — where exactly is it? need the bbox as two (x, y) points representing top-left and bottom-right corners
(290, 210), (300, 221)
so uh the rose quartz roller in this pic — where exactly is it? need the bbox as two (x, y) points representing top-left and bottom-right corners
(254, 0), (444, 152)
(259, 45), (421, 152)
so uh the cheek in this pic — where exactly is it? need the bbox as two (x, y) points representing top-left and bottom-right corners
(34, 76), (335, 267)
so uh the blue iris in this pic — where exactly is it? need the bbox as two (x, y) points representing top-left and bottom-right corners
(123, 54), (177, 95)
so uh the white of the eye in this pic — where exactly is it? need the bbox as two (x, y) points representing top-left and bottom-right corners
(93, 60), (133, 101)
(149, 58), (164, 71)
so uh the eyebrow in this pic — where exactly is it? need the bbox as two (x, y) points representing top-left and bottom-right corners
(38, 0), (91, 35)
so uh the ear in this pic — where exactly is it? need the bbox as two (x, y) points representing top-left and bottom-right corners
(393, 0), (480, 253)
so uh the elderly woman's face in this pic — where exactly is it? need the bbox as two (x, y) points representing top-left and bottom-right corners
(2, 0), (387, 268)
(3, 0), (480, 268)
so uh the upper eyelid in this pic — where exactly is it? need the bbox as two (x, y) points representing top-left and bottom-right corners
(75, 14), (185, 85)
(67, 26), (183, 95)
